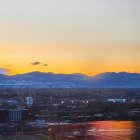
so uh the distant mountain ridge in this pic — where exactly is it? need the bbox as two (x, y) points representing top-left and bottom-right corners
(0, 71), (140, 88)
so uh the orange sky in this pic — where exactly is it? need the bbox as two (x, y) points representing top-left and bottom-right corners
(0, 0), (140, 75)
(0, 42), (140, 75)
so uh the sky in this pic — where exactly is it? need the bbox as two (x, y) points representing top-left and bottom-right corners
(0, 0), (140, 75)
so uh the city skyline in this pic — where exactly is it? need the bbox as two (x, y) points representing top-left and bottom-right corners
(0, 0), (140, 75)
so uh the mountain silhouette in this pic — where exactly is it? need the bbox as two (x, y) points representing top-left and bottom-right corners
(0, 71), (140, 88)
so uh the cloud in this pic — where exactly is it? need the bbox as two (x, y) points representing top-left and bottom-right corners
(31, 61), (48, 67)
(43, 64), (48, 67)
(0, 68), (10, 75)
(31, 61), (41, 65)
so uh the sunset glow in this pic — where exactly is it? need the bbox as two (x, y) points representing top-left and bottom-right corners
(0, 0), (140, 75)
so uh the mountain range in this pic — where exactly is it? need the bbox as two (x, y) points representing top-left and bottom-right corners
(0, 71), (140, 88)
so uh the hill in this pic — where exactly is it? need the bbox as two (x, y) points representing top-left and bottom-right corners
(0, 71), (140, 88)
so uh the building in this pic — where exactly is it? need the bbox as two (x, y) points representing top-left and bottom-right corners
(7, 100), (19, 107)
(26, 97), (33, 107)
(9, 109), (22, 122)
(9, 109), (29, 122)
(0, 109), (8, 122)
(107, 99), (126, 103)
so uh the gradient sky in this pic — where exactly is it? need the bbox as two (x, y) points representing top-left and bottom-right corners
(0, 0), (140, 75)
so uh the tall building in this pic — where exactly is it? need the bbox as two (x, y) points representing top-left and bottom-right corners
(26, 97), (33, 107)
(26, 86), (33, 107)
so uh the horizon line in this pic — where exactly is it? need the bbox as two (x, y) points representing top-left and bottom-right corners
(1, 71), (140, 77)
